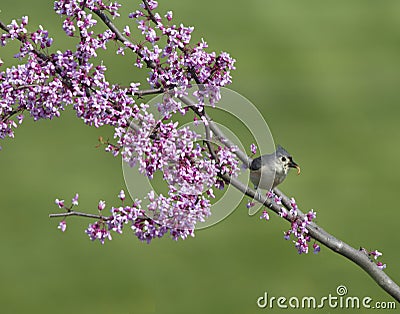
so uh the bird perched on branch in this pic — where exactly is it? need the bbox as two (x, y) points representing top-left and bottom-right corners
(249, 145), (300, 191)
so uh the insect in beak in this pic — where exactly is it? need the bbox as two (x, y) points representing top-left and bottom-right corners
(289, 159), (301, 175)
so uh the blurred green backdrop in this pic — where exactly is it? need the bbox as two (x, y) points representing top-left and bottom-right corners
(1, 0), (400, 313)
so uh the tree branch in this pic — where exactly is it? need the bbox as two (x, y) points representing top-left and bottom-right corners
(177, 93), (252, 167)
(3, 2), (396, 302)
(141, 0), (203, 85)
(133, 87), (165, 98)
(0, 20), (11, 33)
(91, 8), (157, 69)
(49, 211), (106, 220)
(177, 89), (400, 301)
(215, 171), (400, 300)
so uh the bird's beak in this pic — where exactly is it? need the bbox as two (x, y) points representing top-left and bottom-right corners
(289, 160), (301, 175)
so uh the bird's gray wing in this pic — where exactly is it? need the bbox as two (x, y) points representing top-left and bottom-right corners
(250, 154), (274, 171)
(250, 156), (263, 171)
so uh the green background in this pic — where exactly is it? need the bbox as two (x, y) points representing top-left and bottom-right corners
(1, 0), (400, 313)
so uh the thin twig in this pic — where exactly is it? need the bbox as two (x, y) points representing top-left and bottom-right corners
(134, 87), (165, 97)
(177, 93), (251, 167)
(141, 0), (202, 85)
(142, 0), (160, 25)
(0, 20), (10, 33)
(91, 8), (157, 69)
(49, 211), (107, 220)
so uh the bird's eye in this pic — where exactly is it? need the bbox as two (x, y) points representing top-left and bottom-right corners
(280, 156), (287, 162)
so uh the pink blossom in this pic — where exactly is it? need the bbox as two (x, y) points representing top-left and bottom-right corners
(58, 220), (67, 232)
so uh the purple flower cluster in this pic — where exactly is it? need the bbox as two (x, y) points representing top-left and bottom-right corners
(0, 0), (229, 146)
(58, 220), (67, 232)
(55, 191), (200, 244)
(86, 220), (112, 244)
(250, 143), (257, 155)
(146, 190), (211, 239)
(359, 247), (386, 270)
(2, 0), (240, 241)
(0, 17), (63, 143)
(121, 195), (198, 243)
(262, 191), (319, 254)
(215, 145), (240, 177)
(368, 249), (386, 270)
(284, 198), (317, 254)
(260, 210), (269, 221)
(127, 1), (235, 91)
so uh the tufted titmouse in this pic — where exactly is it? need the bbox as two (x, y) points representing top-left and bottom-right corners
(249, 145), (300, 191)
